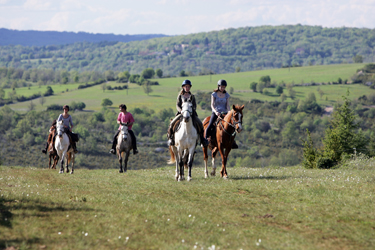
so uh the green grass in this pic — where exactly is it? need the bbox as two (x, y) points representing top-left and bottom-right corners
(5, 63), (373, 115)
(1, 164), (375, 249)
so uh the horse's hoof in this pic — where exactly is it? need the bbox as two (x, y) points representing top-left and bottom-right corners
(59, 170), (63, 174)
(223, 176), (228, 179)
(210, 172), (215, 176)
(187, 177), (192, 181)
(119, 170), (123, 173)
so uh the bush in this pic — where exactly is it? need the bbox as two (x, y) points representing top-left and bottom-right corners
(47, 104), (63, 111)
(316, 157), (336, 169)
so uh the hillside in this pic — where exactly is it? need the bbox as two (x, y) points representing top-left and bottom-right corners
(1, 25), (375, 76)
(1, 165), (374, 249)
(0, 28), (167, 47)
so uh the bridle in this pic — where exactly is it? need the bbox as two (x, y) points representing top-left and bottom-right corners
(218, 110), (242, 137)
(181, 101), (193, 118)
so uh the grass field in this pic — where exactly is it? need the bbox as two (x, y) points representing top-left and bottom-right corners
(1, 161), (375, 249)
(4, 63), (374, 115)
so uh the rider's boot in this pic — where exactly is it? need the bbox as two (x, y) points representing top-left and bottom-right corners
(200, 134), (209, 147)
(42, 142), (48, 154)
(167, 134), (175, 146)
(232, 140), (239, 149)
(73, 142), (78, 154)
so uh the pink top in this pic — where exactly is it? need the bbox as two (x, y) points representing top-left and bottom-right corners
(117, 112), (135, 130)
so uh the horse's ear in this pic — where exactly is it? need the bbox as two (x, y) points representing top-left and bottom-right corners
(232, 104), (236, 110)
(240, 105), (245, 110)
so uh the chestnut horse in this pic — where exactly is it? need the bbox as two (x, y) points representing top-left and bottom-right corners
(202, 104), (244, 179)
(47, 128), (59, 169)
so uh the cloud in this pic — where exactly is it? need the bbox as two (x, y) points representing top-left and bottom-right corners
(38, 12), (71, 31)
(23, 0), (53, 11)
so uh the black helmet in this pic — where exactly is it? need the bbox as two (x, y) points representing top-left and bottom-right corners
(217, 79), (227, 87)
(182, 79), (192, 87)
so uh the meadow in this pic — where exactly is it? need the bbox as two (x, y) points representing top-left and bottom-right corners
(1, 159), (375, 250)
(5, 63), (371, 117)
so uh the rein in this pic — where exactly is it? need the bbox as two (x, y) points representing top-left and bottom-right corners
(217, 111), (240, 137)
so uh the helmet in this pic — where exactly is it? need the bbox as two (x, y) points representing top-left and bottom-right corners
(217, 79), (227, 87)
(182, 79), (192, 87)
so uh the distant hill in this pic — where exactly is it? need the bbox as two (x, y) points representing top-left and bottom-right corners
(0, 28), (168, 46)
(0, 25), (374, 75)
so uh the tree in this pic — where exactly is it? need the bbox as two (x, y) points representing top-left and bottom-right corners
(256, 82), (266, 93)
(280, 93), (287, 102)
(179, 70), (188, 77)
(142, 82), (153, 96)
(156, 69), (163, 78)
(250, 82), (257, 92)
(101, 98), (113, 107)
(44, 86), (54, 96)
(235, 67), (241, 73)
(28, 101), (35, 111)
(101, 83), (107, 92)
(229, 87), (234, 94)
(0, 88), (5, 100)
(353, 54), (363, 63)
(276, 85), (283, 95)
(259, 75), (271, 87)
(288, 88), (296, 99)
(39, 96), (45, 106)
(321, 93), (367, 164)
(141, 68), (155, 79)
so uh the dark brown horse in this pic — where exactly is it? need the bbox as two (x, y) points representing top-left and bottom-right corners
(202, 104), (244, 179)
(46, 125), (59, 169)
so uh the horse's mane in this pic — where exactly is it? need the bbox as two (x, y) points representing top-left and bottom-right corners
(232, 104), (243, 111)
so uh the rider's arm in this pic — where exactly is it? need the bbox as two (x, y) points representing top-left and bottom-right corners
(192, 95), (197, 110)
(226, 95), (230, 112)
(211, 94), (219, 116)
(176, 94), (182, 113)
(69, 115), (73, 131)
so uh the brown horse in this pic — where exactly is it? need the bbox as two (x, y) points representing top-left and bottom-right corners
(46, 125), (59, 169)
(202, 104), (244, 179)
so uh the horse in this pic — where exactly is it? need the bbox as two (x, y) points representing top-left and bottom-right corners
(47, 128), (59, 169)
(202, 104), (244, 179)
(117, 123), (133, 173)
(167, 97), (198, 181)
(55, 120), (75, 174)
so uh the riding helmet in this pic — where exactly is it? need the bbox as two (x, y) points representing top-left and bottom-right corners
(217, 79), (227, 87)
(182, 79), (192, 87)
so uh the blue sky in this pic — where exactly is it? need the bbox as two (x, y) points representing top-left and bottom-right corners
(0, 0), (374, 35)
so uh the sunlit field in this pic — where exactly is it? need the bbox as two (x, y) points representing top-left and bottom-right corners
(5, 63), (371, 116)
(1, 160), (374, 249)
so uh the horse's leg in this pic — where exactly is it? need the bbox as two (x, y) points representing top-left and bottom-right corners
(48, 154), (52, 169)
(178, 157), (184, 181)
(172, 146), (179, 181)
(211, 148), (218, 176)
(70, 153), (75, 174)
(203, 146), (209, 178)
(124, 151), (129, 172)
(66, 152), (70, 173)
(118, 150), (123, 173)
(187, 148), (195, 181)
(59, 152), (65, 174)
(218, 144), (231, 179)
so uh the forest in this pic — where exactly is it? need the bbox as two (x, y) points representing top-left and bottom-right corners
(1, 25), (374, 76)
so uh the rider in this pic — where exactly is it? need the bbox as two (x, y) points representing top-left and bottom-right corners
(57, 105), (78, 153)
(109, 104), (138, 155)
(41, 119), (57, 154)
(167, 79), (208, 147)
(204, 79), (238, 149)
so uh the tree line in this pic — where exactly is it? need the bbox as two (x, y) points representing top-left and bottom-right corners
(1, 25), (374, 76)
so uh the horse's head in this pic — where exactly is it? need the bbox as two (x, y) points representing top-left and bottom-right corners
(181, 97), (193, 122)
(56, 120), (65, 138)
(231, 104), (244, 133)
(120, 123), (129, 141)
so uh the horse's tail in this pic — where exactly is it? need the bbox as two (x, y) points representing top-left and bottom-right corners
(167, 146), (176, 164)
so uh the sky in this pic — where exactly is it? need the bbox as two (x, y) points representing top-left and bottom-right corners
(0, 0), (375, 36)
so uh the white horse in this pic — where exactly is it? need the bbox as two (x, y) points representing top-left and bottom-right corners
(55, 120), (75, 174)
(168, 97), (198, 181)
(117, 123), (133, 173)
